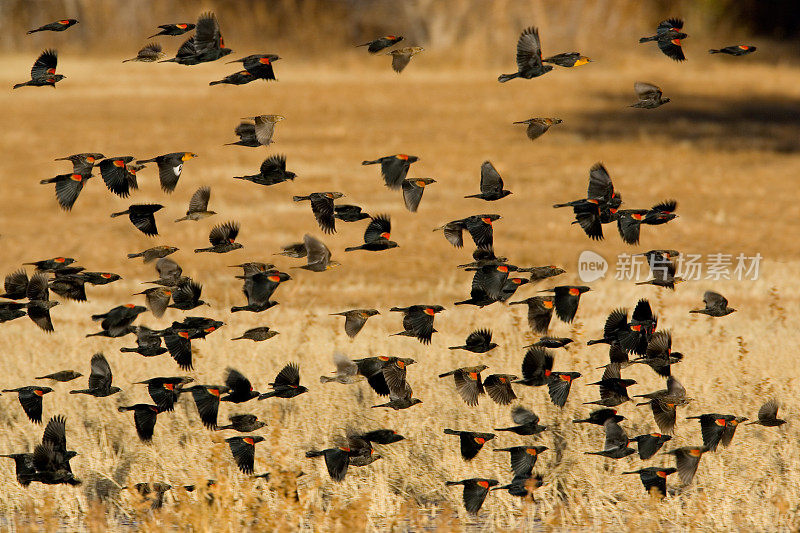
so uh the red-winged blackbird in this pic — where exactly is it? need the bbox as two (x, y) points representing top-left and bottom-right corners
(111, 204), (163, 236)
(334, 204), (370, 222)
(88, 304), (146, 337)
(14, 49), (64, 89)
(40, 168), (92, 211)
(195, 221), (243, 253)
(120, 326), (168, 357)
(0, 269), (29, 299)
(358, 429), (405, 445)
(128, 245), (178, 263)
(509, 296), (554, 334)
(0, 301), (26, 323)
(98, 156), (138, 197)
(436, 214), (500, 249)
(709, 45), (756, 56)
(54, 152), (103, 173)
(1, 386), (53, 423)
(216, 414), (266, 432)
(547, 371), (581, 407)
(36, 370), (82, 382)
(631, 433), (672, 460)
(573, 408), (624, 426)
(48, 271), (86, 302)
(449, 329), (497, 353)
(26, 273), (58, 332)
(148, 23), (196, 38)
(362, 154), (419, 190)
(24, 257), (75, 272)
(688, 414), (748, 451)
(28, 19), (79, 33)
(70, 353), (122, 397)
(539, 285), (591, 323)
(622, 467), (676, 498)
(445, 478), (498, 514)
(617, 200), (678, 245)
(390, 304), (444, 344)
(221, 368), (259, 403)
(210, 70), (257, 86)
(514, 117), (562, 140)
(401, 178), (436, 212)
(135, 152), (197, 193)
(160, 12), (231, 65)
(233, 154), (296, 185)
(588, 301), (652, 356)
(443, 429), (495, 460)
(123, 42), (165, 63)
(226, 436), (264, 474)
(494, 446), (548, 477)
(135, 376), (192, 412)
(348, 356), (413, 394)
(232, 326), (279, 342)
(527, 336), (573, 349)
(461, 263), (518, 303)
(358, 35), (403, 53)
(634, 376), (692, 434)
(494, 406), (547, 436)
(631, 330), (683, 377)
(631, 81), (670, 109)
(690, 291), (735, 317)
(553, 162), (622, 240)
(491, 473), (543, 499)
(514, 346), (554, 387)
(258, 363), (308, 399)
(330, 309), (379, 338)
(228, 54), (280, 80)
(117, 405), (157, 441)
(543, 52), (591, 67)
(465, 161), (511, 201)
(584, 363), (636, 407)
(437, 374), (481, 416)
(2, 416), (79, 486)
(584, 418), (636, 459)
(80, 271), (122, 286)
(231, 270), (290, 313)
(345, 215), (398, 252)
(484, 374), (518, 405)
(230, 262), (274, 275)
(666, 446), (707, 485)
(639, 18), (687, 62)
(498, 27), (552, 82)
(293, 192), (343, 234)
(174, 186), (216, 222)
(181, 384), (229, 428)
(387, 47), (424, 72)
(747, 399), (786, 427)
(168, 279), (207, 310)
(306, 437), (371, 482)
(457, 246), (508, 269)
(293, 234), (339, 271)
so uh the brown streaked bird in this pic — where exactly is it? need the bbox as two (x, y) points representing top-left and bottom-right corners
(292, 192), (344, 234)
(514, 117), (562, 140)
(371, 382), (422, 410)
(747, 399), (786, 427)
(665, 446), (707, 485)
(622, 467), (677, 498)
(123, 42), (165, 63)
(631, 81), (670, 109)
(443, 429), (495, 460)
(358, 35), (403, 53)
(634, 376), (692, 434)
(387, 46), (424, 72)
(35, 370), (82, 382)
(226, 436), (265, 474)
(230, 262), (274, 275)
(498, 26), (552, 82)
(445, 478), (498, 514)
(110, 204), (164, 236)
(527, 336), (573, 349)
(98, 156), (138, 197)
(465, 161), (511, 201)
(435, 214), (501, 249)
(148, 22), (195, 38)
(639, 18), (687, 62)
(276, 242), (307, 258)
(127, 245), (178, 263)
(495, 406), (546, 436)
(293, 234), (339, 271)
(690, 291), (736, 317)
(362, 154), (419, 190)
(351, 356), (414, 395)
(539, 285), (591, 323)
(401, 177), (436, 212)
(319, 352), (365, 385)
(345, 215), (398, 252)
(240, 114), (284, 146)
(491, 473), (544, 500)
(494, 446), (548, 477)
(573, 408), (624, 426)
(145, 257), (185, 287)
(120, 326), (168, 358)
(631, 433), (672, 460)
(438, 365), (488, 406)
(449, 329), (497, 353)
(509, 296), (554, 334)
(584, 418), (636, 459)
(133, 287), (172, 318)
(631, 330), (683, 377)
(195, 221), (243, 253)
(176, 186), (216, 221)
(13, 49), (65, 89)
(1, 386), (53, 423)
(69, 353), (121, 397)
(484, 374), (518, 405)
(330, 309), (379, 338)
(390, 304), (444, 344)
(216, 414), (266, 432)
(232, 327), (279, 342)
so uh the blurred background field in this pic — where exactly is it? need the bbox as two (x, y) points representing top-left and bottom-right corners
(1, 0), (800, 531)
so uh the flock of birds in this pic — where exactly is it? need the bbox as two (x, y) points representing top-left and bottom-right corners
(3, 11), (779, 517)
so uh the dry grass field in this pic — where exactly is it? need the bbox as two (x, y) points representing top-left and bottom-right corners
(1, 32), (800, 532)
